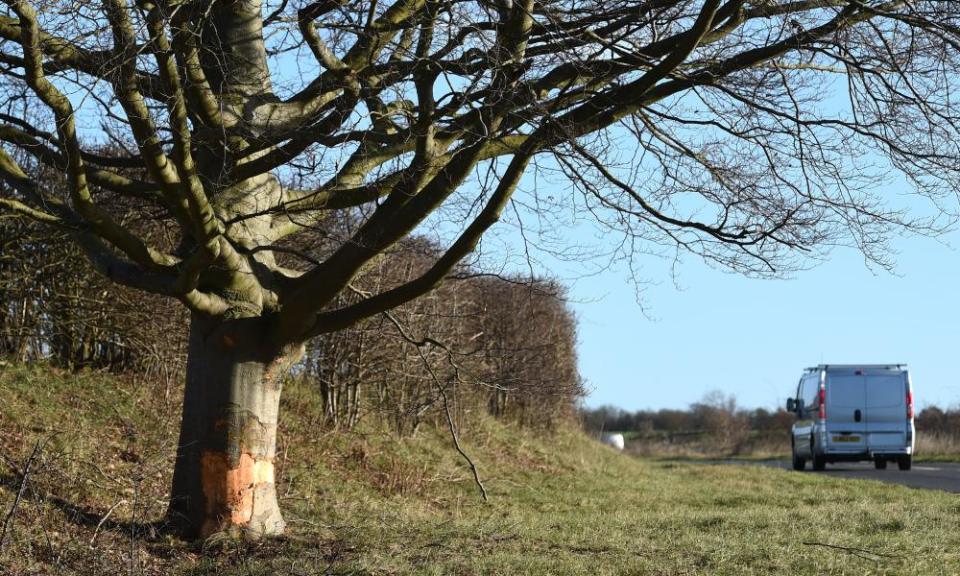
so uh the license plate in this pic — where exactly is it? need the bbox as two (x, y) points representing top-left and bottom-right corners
(833, 435), (861, 443)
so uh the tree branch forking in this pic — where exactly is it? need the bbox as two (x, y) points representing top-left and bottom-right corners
(0, 0), (957, 339)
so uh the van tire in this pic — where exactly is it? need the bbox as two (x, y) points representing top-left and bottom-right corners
(791, 443), (805, 471)
(812, 454), (826, 471)
(874, 458), (887, 470)
(898, 455), (912, 471)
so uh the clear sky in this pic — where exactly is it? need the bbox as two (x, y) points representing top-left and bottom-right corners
(457, 67), (960, 413)
(569, 228), (960, 412)
(467, 150), (960, 413)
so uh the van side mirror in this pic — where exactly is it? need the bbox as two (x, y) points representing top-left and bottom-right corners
(786, 398), (797, 413)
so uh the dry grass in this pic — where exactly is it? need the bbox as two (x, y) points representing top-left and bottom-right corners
(914, 433), (960, 461)
(622, 432), (789, 460)
(622, 429), (960, 462)
(3, 362), (960, 575)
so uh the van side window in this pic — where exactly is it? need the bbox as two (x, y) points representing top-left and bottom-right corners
(802, 376), (819, 411)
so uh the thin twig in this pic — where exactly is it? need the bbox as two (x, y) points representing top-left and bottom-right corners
(382, 310), (489, 502)
(802, 541), (903, 561)
(0, 438), (45, 549)
(129, 470), (142, 576)
(431, 359), (489, 502)
(89, 499), (127, 546)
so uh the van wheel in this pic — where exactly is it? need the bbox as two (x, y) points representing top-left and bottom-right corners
(812, 453), (826, 471)
(898, 455), (912, 471)
(791, 443), (805, 471)
(874, 458), (887, 470)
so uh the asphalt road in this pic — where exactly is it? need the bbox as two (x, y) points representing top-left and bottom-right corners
(741, 460), (960, 493)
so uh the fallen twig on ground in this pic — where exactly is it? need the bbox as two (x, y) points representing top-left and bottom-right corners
(0, 438), (46, 549)
(802, 541), (903, 562)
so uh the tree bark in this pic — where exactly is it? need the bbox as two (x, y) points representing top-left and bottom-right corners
(166, 313), (302, 539)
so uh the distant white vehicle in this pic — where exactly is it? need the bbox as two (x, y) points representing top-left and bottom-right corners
(601, 433), (625, 451)
(787, 364), (914, 471)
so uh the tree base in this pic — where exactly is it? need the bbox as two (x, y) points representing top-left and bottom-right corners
(166, 452), (285, 540)
(196, 451), (285, 538)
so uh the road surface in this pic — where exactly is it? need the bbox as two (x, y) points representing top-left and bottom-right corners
(736, 460), (960, 493)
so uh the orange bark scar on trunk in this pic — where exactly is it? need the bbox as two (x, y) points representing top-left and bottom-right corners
(200, 451), (275, 535)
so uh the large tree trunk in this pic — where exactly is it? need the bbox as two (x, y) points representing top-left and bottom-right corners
(166, 313), (301, 539)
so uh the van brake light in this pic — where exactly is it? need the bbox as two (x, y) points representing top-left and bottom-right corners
(818, 388), (826, 420)
(906, 390), (914, 420)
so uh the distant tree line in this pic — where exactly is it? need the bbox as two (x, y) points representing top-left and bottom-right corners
(916, 407), (960, 435)
(583, 392), (960, 456)
(1, 194), (583, 431)
(583, 392), (790, 434)
(913, 407), (960, 457)
(582, 391), (798, 455)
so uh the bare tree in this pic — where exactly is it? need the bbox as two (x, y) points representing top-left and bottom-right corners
(2, 0), (960, 539)
(477, 277), (581, 427)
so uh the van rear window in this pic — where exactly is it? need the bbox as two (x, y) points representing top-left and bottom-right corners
(827, 375), (863, 408)
(866, 375), (906, 408)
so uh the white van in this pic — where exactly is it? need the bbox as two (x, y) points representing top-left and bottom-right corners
(787, 364), (914, 471)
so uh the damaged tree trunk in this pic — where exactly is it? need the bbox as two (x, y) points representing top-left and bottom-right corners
(166, 313), (302, 539)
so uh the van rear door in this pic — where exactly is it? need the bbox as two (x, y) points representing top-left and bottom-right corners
(825, 373), (867, 450)
(864, 371), (908, 451)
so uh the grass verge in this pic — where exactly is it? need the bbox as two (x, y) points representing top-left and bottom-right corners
(1, 362), (959, 575)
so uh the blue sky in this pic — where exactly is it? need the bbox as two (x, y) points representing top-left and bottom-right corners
(472, 73), (960, 414)
(473, 147), (960, 413)
(570, 229), (960, 412)
(54, 14), (958, 414)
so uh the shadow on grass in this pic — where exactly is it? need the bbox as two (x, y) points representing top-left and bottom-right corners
(0, 469), (171, 541)
(1, 471), (360, 573)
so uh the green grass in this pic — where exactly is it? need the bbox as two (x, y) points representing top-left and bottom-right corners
(914, 454), (960, 463)
(2, 362), (960, 575)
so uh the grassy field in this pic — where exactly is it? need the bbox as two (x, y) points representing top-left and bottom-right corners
(614, 428), (960, 463)
(2, 363), (959, 575)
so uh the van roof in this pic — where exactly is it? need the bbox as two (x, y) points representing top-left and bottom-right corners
(805, 364), (907, 373)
